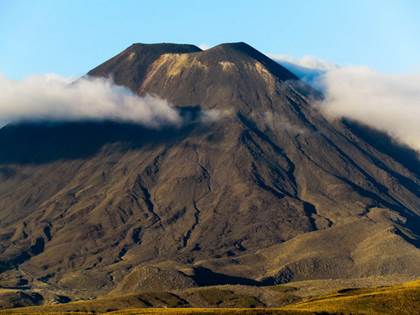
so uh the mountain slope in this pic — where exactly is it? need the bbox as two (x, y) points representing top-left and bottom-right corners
(0, 42), (418, 299)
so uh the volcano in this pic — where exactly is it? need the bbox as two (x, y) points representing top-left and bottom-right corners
(0, 42), (418, 302)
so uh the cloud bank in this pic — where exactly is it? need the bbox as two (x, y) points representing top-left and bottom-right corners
(272, 54), (420, 152)
(318, 67), (420, 152)
(0, 74), (181, 128)
(2, 57), (419, 154)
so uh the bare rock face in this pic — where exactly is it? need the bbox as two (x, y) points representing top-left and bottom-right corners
(0, 42), (418, 298)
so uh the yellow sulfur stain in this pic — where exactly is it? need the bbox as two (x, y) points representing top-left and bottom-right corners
(219, 61), (236, 71)
(254, 62), (276, 92)
(142, 54), (207, 89)
(127, 52), (136, 61)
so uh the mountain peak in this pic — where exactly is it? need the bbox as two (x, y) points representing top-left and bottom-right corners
(88, 41), (298, 99)
(210, 41), (252, 52)
(88, 42), (201, 91)
(128, 42), (202, 54)
(202, 42), (297, 81)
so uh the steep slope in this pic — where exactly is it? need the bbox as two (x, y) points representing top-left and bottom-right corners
(0, 42), (418, 299)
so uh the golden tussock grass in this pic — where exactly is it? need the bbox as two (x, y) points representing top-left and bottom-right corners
(2, 280), (419, 315)
(282, 279), (420, 314)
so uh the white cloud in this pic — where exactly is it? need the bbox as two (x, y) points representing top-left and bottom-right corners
(268, 53), (337, 86)
(199, 109), (232, 123)
(2, 56), (419, 155)
(267, 53), (336, 72)
(261, 111), (305, 135)
(318, 66), (420, 152)
(0, 74), (181, 128)
(268, 53), (420, 152)
(198, 43), (210, 50)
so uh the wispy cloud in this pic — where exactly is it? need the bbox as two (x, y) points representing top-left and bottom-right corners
(268, 53), (336, 86)
(198, 43), (210, 50)
(0, 74), (181, 128)
(268, 53), (336, 72)
(261, 111), (306, 135)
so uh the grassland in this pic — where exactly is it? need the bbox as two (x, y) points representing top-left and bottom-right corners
(1, 280), (418, 314)
(0, 308), (310, 315)
(282, 279), (420, 314)
(105, 309), (309, 315)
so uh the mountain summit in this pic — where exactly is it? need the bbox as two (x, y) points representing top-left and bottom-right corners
(89, 42), (300, 112)
(0, 42), (418, 300)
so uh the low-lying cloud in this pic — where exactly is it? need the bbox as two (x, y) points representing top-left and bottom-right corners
(261, 111), (306, 135)
(318, 67), (420, 152)
(274, 54), (420, 152)
(2, 58), (419, 154)
(0, 74), (181, 128)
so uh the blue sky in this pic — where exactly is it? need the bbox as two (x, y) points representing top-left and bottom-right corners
(1, 0), (420, 79)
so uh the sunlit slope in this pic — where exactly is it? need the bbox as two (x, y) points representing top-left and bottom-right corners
(283, 279), (420, 314)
